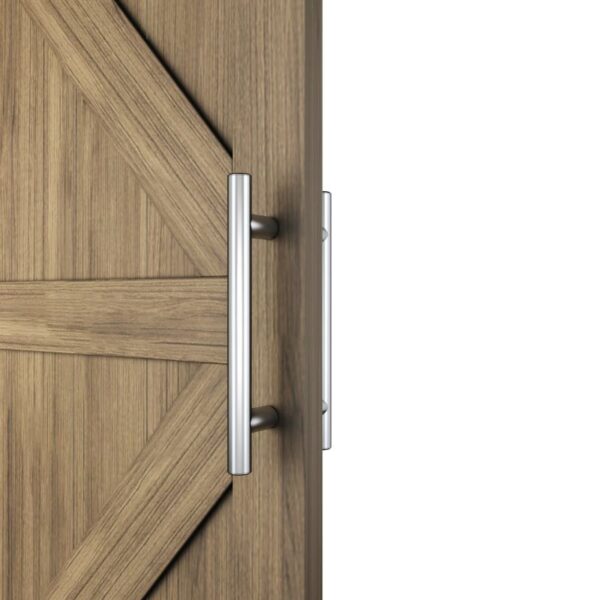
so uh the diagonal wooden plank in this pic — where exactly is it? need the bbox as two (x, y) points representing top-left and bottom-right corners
(46, 364), (231, 599)
(19, 0), (231, 275)
(0, 278), (227, 363)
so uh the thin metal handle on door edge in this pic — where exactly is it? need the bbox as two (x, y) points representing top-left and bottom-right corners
(228, 173), (279, 476)
(322, 192), (332, 450)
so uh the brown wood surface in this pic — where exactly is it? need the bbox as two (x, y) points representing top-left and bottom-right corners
(0, 0), (322, 597)
(1, 0), (232, 596)
(229, 1), (324, 598)
(1, 353), (202, 597)
(0, 1), (200, 283)
(118, 2), (324, 597)
(20, 0), (231, 275)
(0, 278), (226, 363)
(46, 364), (230, 599)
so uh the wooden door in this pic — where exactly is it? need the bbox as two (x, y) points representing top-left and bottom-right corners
(0, 0), (322, 598)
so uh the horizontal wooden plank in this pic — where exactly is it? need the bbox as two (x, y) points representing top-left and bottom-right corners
(0, 279), (226, 363)
(20, 0), (231, 274)
(46, 364), (231, 599)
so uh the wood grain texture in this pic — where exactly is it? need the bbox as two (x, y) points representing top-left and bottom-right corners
(47, 364), (230, 599)
(1, 0), (322, 596)
(148, 490), (234, 599)
(145, 358), (234, 600)
(112, 3), (240, 596)
(115, 2), (324, 597)
(1, 351), (202, 598)
(0, 2), (200, 283)
(118, 0), (233, 153)
(20, 0), (232, 275)
(0, 2), (229, 597)
(0, 278), (226, 362)
(230, 1), (323, 598)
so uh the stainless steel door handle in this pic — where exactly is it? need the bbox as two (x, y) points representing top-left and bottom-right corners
(228, 174), (279, 476)
(322, 191), (332, 450)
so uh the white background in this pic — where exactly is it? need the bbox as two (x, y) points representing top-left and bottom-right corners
(323, 1), (600, 598)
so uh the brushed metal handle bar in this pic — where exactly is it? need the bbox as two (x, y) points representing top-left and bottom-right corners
(322, 192), (332, 450)
(228, 174), (279, 476)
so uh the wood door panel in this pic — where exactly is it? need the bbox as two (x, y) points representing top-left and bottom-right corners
(0, 278), (227, 362)
(0, 352), (204, 598)
(20, 0), (231, 276)
(0, 6), (199, 283)
(147, 489), (234, 599)
(0, 0), (322, 596)
(46, 364), (230, 599)
(229, 1), (323, 597)
(0, 2), (237, 596)
(119, 0), (234, 153)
